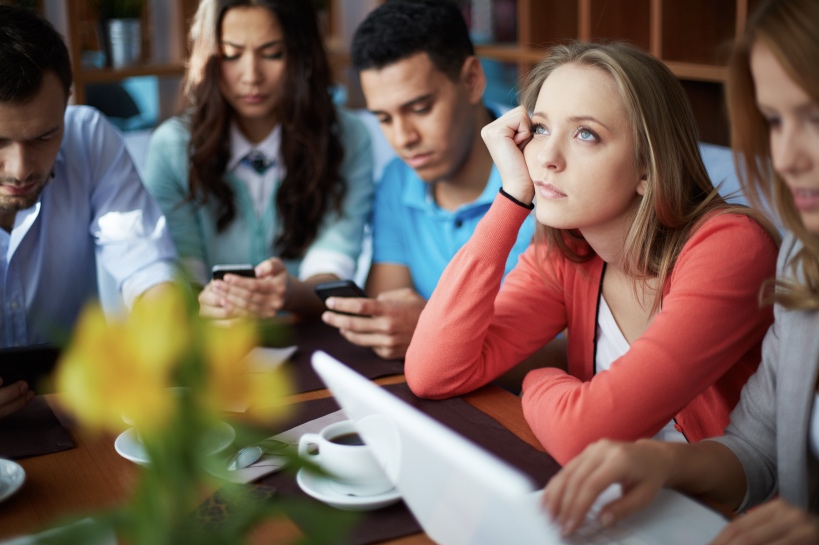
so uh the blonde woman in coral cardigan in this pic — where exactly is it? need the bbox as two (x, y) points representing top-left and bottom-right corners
(543, 0), (819, 541)
(405, 42), (779, 465)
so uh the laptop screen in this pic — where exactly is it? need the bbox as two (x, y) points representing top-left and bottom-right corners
(311, 351), (556, 544)
(310, 351), (727, 545)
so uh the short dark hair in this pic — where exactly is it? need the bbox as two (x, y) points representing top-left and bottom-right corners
(351, 0), (474, 80)
(0, 4), (73, 103)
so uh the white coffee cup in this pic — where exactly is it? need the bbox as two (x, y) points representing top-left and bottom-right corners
(298, 420), (393, 496)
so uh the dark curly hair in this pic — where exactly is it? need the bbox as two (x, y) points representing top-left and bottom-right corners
(183, 0), (344, 259)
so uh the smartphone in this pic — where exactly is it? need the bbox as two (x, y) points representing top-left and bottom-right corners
(212, 264), (256, 280)
(0, 344), (60, 394)
(315, 280), (370, 317)
(314, 280), (368, 302)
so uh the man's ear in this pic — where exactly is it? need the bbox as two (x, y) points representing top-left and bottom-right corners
(460, 56), (486, 105)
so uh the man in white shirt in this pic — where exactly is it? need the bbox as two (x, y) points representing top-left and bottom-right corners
(0, 5), (177, 417)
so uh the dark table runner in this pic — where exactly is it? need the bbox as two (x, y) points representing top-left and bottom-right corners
(274, 320), (405, 393)
(257, 383), (561, 545)
(0, 396), (75, 459)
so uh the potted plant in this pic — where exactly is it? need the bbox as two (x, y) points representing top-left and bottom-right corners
(94, 0), (147, 68)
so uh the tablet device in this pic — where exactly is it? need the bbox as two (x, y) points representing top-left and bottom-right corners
(0, 344), (60, 394)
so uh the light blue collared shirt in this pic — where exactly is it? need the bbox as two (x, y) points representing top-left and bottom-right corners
(0, 106), (177, 348)
(143, 108), (374, 286)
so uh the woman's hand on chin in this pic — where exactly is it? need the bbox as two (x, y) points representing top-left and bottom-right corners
(480, 106), (535, 204)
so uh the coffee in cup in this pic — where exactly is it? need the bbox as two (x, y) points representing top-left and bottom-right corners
(298, 420), (392, 496)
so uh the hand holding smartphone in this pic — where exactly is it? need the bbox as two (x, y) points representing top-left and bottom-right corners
(212, 264), (256, 280)
(315, 280), (370, 317)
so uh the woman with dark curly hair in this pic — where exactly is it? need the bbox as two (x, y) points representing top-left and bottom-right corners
(144, 0), (373, 318)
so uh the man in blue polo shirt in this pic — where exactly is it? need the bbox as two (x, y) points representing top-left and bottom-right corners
(321, 0), (535, 359)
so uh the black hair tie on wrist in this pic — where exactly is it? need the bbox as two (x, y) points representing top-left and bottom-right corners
(499, 187), (534, 210)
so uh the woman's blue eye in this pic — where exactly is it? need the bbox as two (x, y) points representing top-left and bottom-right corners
(577, 127), (596, 141)
(532, 123), (548, 135)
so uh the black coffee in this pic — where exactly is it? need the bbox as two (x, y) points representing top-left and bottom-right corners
(329, 432), (365, 446)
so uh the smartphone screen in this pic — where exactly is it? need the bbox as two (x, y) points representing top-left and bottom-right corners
(212, 264), (256, 280)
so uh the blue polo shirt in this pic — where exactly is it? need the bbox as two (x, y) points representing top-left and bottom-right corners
(371, 157), (536, 300)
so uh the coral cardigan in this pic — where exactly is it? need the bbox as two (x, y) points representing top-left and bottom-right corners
(405, 193), (778, 465)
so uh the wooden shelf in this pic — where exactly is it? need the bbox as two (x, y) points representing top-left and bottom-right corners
(475, 45), (729, 85)
(476, 44), (547, 65)
(42, 0), (193, 120)
(44, 0), (746, 144)
(664, 61), (727, 83)
(471, 0), (750, 145)
(76, 63), (186, 84)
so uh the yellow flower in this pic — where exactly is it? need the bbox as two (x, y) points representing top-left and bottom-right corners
(201, 320), (291, 421)
(55, 288), (190, 434)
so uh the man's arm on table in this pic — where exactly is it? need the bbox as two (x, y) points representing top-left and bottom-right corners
(321, 263), (426, 360)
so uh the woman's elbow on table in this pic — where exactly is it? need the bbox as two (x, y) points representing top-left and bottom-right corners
(405, 341), (452, 399)
(405, 340), (487, 399)
(405, 367), (452, 400)
(523, 402), (610, 465)
(521, 371), (618, 465)
(528, 419), (599, 466)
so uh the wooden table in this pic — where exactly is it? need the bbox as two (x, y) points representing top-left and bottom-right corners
(0, 376), (544, 543)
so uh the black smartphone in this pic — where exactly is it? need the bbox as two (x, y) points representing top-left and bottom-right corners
(212, 264), (256, 280)
(0, 344), (60, 394)
(314, 280), (368, 302)
(315, 280), (370, 317)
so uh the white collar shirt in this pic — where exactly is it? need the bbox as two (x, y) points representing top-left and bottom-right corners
(227, 123), (285, 218)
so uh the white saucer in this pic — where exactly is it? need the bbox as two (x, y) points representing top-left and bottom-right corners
(296, 468), (401, 511)
(0, 458), (25, 503)
(115, 421), (236, 466)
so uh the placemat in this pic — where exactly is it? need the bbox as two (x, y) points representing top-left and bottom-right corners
(269, 319), (405, 393)
(256, 383), (561, 545)
(0, 396), (75, 459)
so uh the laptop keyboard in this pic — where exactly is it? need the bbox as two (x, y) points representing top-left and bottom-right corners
(566, 503), (652, 545)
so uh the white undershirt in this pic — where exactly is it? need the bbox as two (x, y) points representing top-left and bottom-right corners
(227, 122), (285, 218)
(596, 295), (688, 443)
(810, 393), (819, 460)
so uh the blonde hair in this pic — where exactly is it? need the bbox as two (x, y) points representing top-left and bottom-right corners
(727, 0), (819, 310)
(520, 42), (777, 314)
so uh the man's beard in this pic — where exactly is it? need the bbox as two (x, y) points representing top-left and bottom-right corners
(0, 174), (51, 216)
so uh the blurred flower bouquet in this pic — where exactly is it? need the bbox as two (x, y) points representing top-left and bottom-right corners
(44, 285), (350, 545)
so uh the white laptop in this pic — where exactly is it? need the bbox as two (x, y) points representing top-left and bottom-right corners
(311, 351), (727, 545)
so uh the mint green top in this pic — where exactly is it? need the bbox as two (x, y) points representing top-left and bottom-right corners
(143, 109), (374, 285)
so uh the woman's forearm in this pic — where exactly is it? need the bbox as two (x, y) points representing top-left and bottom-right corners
(663, 440), (748, 511)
